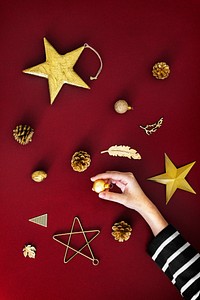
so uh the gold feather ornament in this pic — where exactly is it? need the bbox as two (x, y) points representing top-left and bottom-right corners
(101, 145), (141, 160)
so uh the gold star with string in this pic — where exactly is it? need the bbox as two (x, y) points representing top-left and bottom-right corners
(148, 154), (196, 204)
(53, 217), (100, 265)
(23, 38), (90, 104)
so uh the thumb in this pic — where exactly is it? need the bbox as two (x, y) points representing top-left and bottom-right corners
(99, 190), (126, 205)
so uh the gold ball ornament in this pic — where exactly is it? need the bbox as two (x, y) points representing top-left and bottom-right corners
(92, 179), (110, 193)
(114, 100), (132, 114)
(152, 62), (170, 79)
(32, 170), (47, 182)
(112, 221), (132, 242)
(13, 124), (34, 145)
(71, 150), (91, 172)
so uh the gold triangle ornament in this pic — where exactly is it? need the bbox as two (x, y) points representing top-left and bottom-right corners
(23, 38), (103, 105)
(29, 213), (48, 227)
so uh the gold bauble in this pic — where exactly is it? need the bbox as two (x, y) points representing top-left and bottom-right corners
(112, 221), (132, 242)
(13, 124), (34, 145)
(92, 179), (110, 193)
(71, 150), (91, 172)
(152, 62), (170, 79)
(114, 100), (132, 114)
(32, 170), (47, 182)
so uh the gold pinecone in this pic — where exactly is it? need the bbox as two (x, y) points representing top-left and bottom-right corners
(71, 150), (91, 172)
(152, 62), (170, 79)
(13, 124), (34, 145)
(112, 221), (132, 242)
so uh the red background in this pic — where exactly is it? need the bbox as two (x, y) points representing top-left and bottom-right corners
(1, 1), (200, 299)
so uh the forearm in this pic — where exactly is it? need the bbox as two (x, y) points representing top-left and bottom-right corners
(136, 198), (168, 236)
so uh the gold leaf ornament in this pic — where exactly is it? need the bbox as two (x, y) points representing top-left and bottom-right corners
(101, 145), (141, 160)
(23, 245), (36, 258)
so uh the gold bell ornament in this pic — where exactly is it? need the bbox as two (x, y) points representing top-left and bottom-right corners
(152, 62), (170, 79)
(31, 170), (47, 182)
(112, 221), (132, 242)
(114, 100), (132, 114)
(92, 179), (110, 193)
(13, 124), (34, 145)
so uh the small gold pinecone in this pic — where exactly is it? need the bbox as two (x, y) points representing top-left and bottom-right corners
(152, 62), (170, 79)
(112, 221), (132, 242)
(71, 150), (91, 172)
(13, 124), (34, 145)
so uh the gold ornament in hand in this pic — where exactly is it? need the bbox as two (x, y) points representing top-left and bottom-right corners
(92, 179), (110, 193)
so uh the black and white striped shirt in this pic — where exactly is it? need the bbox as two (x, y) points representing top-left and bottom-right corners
(148, 225), (200, 300)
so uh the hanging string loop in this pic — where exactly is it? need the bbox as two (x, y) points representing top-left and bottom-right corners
(84, 43), (103, 80)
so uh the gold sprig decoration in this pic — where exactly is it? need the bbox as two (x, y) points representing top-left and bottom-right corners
(13, 125), (34, 145)
(71, 150), (91, 172)
(101, 145), (141, 160)
(23, 244), (36, 258)
(112, 221), (132, 242)
(140, 117), (163, 135)
(152, 62), (170, 79)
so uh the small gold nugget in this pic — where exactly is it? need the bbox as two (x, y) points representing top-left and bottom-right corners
(32, 170), (47, 182)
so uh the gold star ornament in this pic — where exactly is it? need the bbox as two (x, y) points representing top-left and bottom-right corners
(23, 38), (103, 104)
(53, 217), (100, 265)
(148, 154), (196, 204)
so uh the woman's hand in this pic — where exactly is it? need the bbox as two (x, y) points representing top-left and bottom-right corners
(91, 171), (168, 236)
(91, 171), (150, 212)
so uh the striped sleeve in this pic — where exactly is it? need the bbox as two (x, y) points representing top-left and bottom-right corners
(148, 225), (200, 300)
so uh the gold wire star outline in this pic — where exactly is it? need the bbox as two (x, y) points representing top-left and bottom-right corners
(53, 217), (100, 265)
(23, 38), (90, 105)
(148, 153), (196, 204)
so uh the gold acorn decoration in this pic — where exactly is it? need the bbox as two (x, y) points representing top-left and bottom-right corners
(112, 221), (132, 242)
(152, 62), (170, 79)
(114, 100), (132, 114)
(32, 170), (47, 182)
(13, 124), (34, 145)
(71, 150), (91, 172)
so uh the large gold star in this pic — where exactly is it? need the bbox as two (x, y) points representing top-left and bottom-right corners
(148, 154), (196, 204)
(53, 217), (100, 265)
(23, 38), (90, 104)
